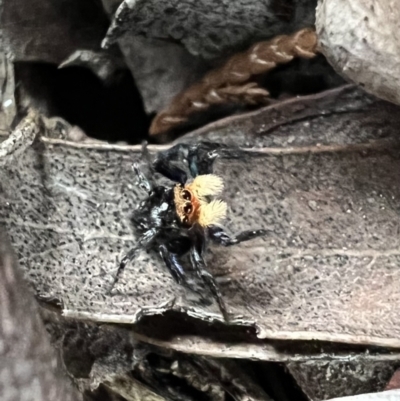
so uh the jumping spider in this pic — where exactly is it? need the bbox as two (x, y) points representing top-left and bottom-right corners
(110, 142), (266, 320)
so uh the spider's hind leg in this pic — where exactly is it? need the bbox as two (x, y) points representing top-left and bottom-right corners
(159, 244), (186, 285)
(153, 142), (222, 183)
(159, 244), (204, 299)
(208, 226), (268, 246)
(189, 243), (230, 321)
(183, 225), (230, 320)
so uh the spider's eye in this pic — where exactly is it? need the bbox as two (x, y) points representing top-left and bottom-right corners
(183, 203), (192, 214)
(182, 216), (189, 224)
(181, 190), (191, 200)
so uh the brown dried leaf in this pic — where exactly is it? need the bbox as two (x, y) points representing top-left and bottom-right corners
(1, 87), (400, 351)
(150, 28), (318, 136)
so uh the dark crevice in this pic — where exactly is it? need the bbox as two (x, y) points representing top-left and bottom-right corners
(251, 362), (309, 401)
(258, 55), (346, 99)
(14, 62), (150, 144)
(224, 394), (235, 401)
(84, 384), (127, 401)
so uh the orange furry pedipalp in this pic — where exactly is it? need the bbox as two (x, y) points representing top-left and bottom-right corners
(198, 199), (227, 227)
(173, 174), (227, 227)
(186, 174), (224, 199)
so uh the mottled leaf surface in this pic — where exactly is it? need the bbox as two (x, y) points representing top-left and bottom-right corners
(1, 87), (400, 348)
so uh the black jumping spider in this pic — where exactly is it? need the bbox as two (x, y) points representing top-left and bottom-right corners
(110, 142), (266, 320)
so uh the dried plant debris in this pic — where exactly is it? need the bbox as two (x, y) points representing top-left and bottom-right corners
(38, 309), (400, 401)
(1, 88), (400, 348)
(117, 36), (210, 114)
(0, 229), (81, 401)
(386, 369), (400, 391)
(288, 360), (400, 400)
(316, 0), (400, 106)
(104, 1), (322, 118)
(0, 53), (17, 133)
(58, 50), (126, 84)
(0, 109), (41, 165)
(103, 0), (317, 59)
(131, 314), (400, 363)
(0, 109), (101, 161)
(150, 28), (318, 136)
(179, 85), (392, 147)
(329, 390), (400, 401)
(41, 314), (274, 401)
(1, 0), (110, 64)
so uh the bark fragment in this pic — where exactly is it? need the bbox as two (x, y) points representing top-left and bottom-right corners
(0, 229), (80, 401)
(316, 0), (400, 105)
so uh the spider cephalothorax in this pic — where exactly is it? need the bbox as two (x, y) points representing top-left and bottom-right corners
(109, 142), (266, 320)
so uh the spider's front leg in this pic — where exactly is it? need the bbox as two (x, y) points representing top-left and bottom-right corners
(207, 226), (268, 246)
(133, 141), (156, 192)
(108, 227), (159, 293)
(133, 162), (153, 193)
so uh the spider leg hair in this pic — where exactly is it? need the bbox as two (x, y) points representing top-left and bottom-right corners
(208, 225), (268, 246)
(108, 228), (159, 293)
